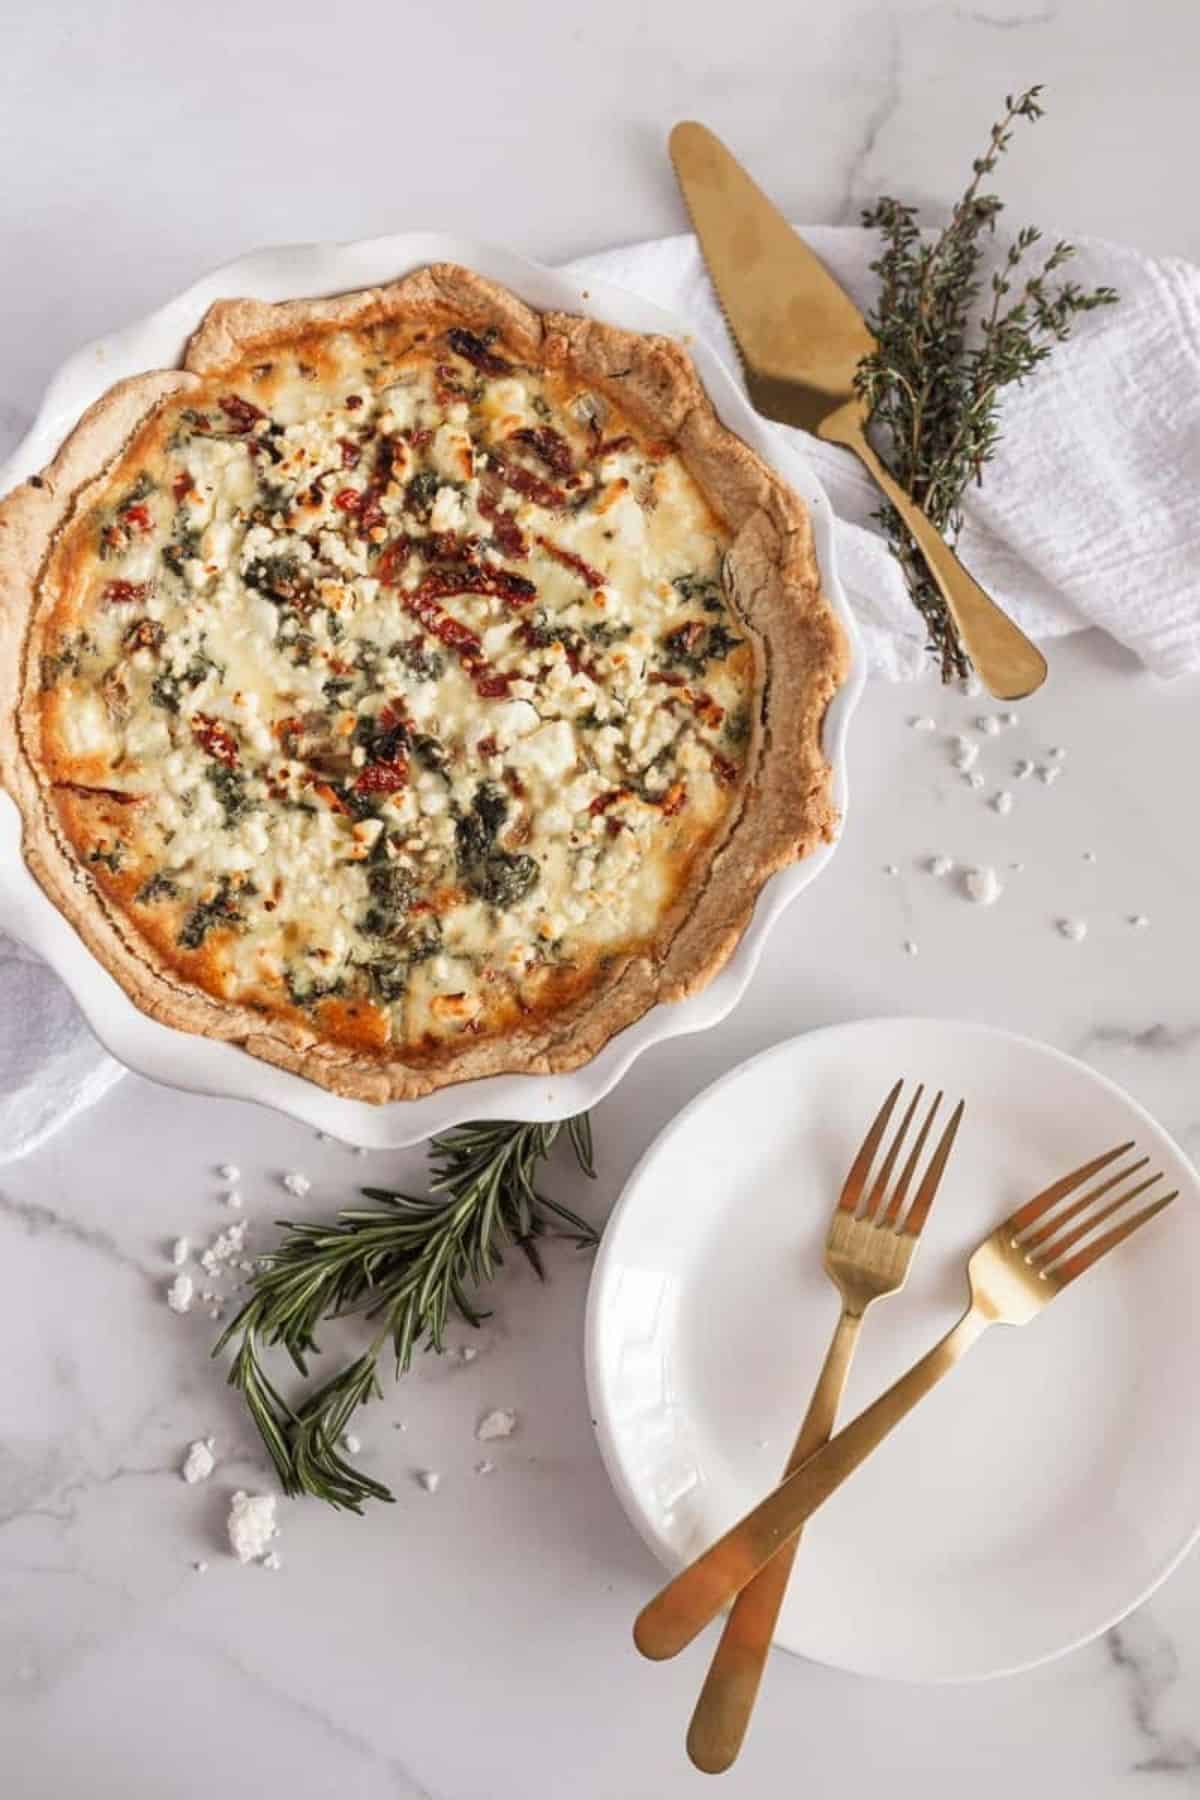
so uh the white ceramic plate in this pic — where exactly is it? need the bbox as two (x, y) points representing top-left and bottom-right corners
(586, 1016), (1200, 1682)
(0, 232), (863, 1147)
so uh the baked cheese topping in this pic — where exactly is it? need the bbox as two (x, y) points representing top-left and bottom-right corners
(39, 319), (754, 1062)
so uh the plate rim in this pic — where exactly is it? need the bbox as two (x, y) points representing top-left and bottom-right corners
(0, 230), (864, 1147)
(584, 1013), (1200, 1683)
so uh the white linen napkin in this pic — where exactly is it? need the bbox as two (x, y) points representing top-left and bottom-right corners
(564, 230), (1200, 681)
(4, 224), (1199, 1158)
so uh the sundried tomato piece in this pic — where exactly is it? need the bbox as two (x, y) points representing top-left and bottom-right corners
(102, 579), (151, 605)
(446, 327), (512, 376)
(190, 713), (239, 768)
(219, 393), (266, 433)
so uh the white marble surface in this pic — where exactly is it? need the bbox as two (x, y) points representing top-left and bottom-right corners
(3, 1), (1200, 1792)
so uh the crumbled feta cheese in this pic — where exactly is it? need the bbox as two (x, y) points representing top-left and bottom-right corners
(167, 1274), (194, 1314)
(992, 791), (1014, 815)
(456, 1345), (479, 1364)
(1129, 914), (1149, 928)
(927, 855), (953, 878)
(342, 1433), (361, 1455)
(1037, 765), (1061, 785)
(976, 715), (1001, 736)
(1047, 746), (1066, 761)
(904, 940), (919, 957)
(960, 672), (983, 698)
(217, 1164), (240, 1183)
(908, 716), (936, 732)
(883, 863), (899, 876)
(181, 1440), (215, 1484)
(224, 1189), (243, 1209)
(227, 1491), (278, 1564)
(476, 1408), (518, 1442)
(1002, 712), (1019, 727)
(1057, 918), (1088, 942)
(171, 1237), (190, 1267)
(953, 740), (979, 772)
(475, 1460), (496, 1476)
(193, 1560), (209, 1574)
(1014, 759), (1034, 780)
(964, 866), (1002, 906)
(282, 1171), (311, 1197)
(417, 1470), (441, 1494)
(1083, 850), (1096, 863)
(262, 1552), (282, 1572)
(966, 771), (985, 790)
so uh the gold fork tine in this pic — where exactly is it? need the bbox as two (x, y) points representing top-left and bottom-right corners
(1052, 1191), (1178, 1285)
(837, 1078), (902, 1213)
(1006, 1140), (1136, 1234)
(899, 1097), (965, 1236)
(862, 1085), (924, 1220)
(1034, 1173), (1168, 1269)
(1020, 1155), (1151, 1251)
(882, 1089), (943, 1228)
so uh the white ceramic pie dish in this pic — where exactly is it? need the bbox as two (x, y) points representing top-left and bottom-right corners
(0, 232), (864, 1147)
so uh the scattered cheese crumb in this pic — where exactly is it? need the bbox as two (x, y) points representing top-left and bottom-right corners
(1129, 914), (1150, 929)
(167, 1274), (194, 1314)
(908, 716), (936, 732)
(193, 1560), (209, 1575)
(1014, 759), (1034, 780)
(200, 1220), (247, 1278)
(417, 1470), (441, 1493)
(976, 715), (1002, 736)
(1083, 850), (1096, 863)
(966, 771), (985, 790)
(342, 1433), (361, 1455)
(952, 739), (979, 772)
(217, 1164), (240, 1183)
(227, 1491), (278, 1564)
(476, 1408), (518, 1442)
(1002, 712), (1019, 727)
(282, 1171), (311, 1197)
(456, 1345), (479, 1364)
(224, 1189), (243, 1210)
(262, 1552), (282, 1572)
(927, 855), (953, 878)
(1037, 765), (1061, 785)
(475, 1460), (495, 1476)
(883, 862), (899, 876)
(170, 1237), (190, 1267)
(964, 866), (1002, 906)
(1057, 918), (1088, 942)
(992, 791), (1014, 815)
(181, 1440), (215, 1484)
(961, 672), (983, 697)
(904, 940), (919, 957)
(1047, 746), (1066, 761)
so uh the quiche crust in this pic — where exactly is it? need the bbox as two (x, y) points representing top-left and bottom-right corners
(0, 265), (848, 1102)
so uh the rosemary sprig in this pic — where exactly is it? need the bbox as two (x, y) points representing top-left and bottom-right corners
(854, 85), (1119, 678)
(214, 1116), (598, 1512)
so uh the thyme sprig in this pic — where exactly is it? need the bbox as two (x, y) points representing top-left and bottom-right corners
(215, 1116), (598, 1512)
(854, 85), (1119, 678)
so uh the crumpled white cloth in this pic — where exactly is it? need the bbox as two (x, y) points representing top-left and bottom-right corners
(4, 224), (1199, 1159)
(564, 229), (1200, 680)
(0, 934), (123, 1163)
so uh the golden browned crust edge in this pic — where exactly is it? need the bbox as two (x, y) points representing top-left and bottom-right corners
(0, 264), (848, 1103)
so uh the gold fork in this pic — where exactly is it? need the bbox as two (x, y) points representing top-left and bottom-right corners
(636, 1142), (1177, 1664)
(685, 1079), (964, 1772)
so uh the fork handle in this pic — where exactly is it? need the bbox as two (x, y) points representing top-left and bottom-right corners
(634, 1308), (988, 1661)
(820, 404), (1047, 702)
(686, 1305), (863, 1773)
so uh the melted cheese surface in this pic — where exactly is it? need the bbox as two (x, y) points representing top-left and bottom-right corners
(41, 318), (754, 1061)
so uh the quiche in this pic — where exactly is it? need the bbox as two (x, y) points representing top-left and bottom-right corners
(0, 264), (847, 1101)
